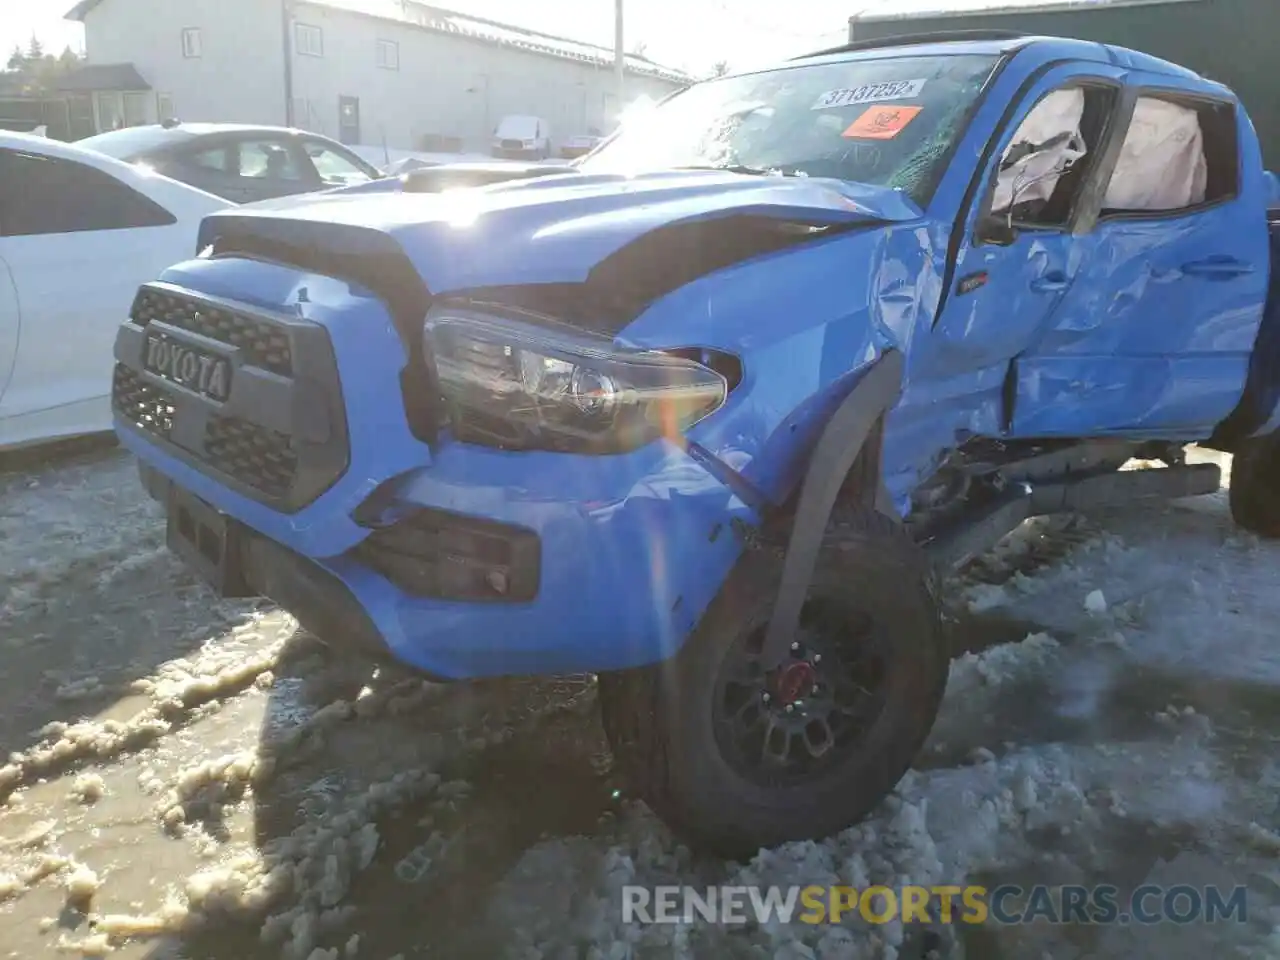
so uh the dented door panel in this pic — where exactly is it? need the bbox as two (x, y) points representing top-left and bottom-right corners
(1012, 82), (1271, 436)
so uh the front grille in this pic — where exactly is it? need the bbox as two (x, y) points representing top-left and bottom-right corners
(500, 139), (523, 149)
(113, 283), (350, 511)
(112, 364), (175, 438)
(354, 508), (540, 603)
(204, 416), (298, 499)
(131, 287), (293, 376)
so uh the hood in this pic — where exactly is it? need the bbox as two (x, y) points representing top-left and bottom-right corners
(196, 170), (923, 296)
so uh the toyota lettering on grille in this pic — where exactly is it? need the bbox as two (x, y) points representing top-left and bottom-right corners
(143, 332), (232, 402)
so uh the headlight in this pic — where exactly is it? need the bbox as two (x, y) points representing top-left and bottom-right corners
(425, 312), (729, 453)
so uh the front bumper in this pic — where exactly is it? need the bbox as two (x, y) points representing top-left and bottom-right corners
(114, 265), (755, 679)
(129, 437), (755, 680)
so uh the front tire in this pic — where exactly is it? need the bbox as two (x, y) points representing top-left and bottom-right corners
(1229, 431), (1280, 537)
(599, 506), (948, 858)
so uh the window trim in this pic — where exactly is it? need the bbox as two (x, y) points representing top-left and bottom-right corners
(295, 22), (324, 58)
(376, 38), (399, 70)
(1094, 86), (1240, 225)
(181, 27), (201, 59)
(973, 76), (1125, 242)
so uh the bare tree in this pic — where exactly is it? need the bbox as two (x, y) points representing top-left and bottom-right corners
(712, 60), (730, 77)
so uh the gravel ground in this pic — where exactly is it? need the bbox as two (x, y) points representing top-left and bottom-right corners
(1, 443), (1278, 960)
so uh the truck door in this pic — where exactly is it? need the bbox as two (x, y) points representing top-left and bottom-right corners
(1009, 75), (1270, 437)
(924, 63), (1127, 397)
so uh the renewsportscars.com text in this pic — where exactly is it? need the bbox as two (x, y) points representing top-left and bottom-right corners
(622, 884), (1249, 926)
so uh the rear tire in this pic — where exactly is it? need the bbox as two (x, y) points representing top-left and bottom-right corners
(1229, 432), (1280, 537)
(599, 505), (948, 858)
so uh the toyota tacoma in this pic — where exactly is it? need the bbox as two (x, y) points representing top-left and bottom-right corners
(112, 31), (1280, 855)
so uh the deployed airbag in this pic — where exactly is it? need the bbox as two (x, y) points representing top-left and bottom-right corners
(1104, 98), (1208, 211)
(993, 88), (1087, 212)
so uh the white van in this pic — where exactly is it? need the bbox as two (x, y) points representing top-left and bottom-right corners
(491, 115), (551, 160)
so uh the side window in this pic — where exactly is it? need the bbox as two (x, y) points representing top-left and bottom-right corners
(176, 145), (234, 173)
(988, 84), (1118, 229)
(238, 139), (304, 181)
(1101, 95), (1238, 216)
(301, 140), (373, 186)
(0, 149), (176, 238)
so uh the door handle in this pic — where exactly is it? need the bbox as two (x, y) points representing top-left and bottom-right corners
(1030, 273), (1070, 294)
(1180, 258), (1254, 279)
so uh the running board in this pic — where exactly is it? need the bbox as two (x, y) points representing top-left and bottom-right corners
(921, 463), (1221, 570)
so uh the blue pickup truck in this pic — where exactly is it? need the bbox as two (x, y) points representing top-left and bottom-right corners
(112, 31), (1280, 855)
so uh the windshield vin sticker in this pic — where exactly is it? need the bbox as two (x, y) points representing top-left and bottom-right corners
(811, 79), (927, 110)
(842, 105), (923, 140)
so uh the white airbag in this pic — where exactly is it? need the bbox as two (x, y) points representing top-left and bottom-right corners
(1104, 98), (1208, 211)
(993, 87), (1088, 213)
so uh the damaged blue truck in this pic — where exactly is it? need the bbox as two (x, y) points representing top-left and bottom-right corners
(113, 32), (1280, 856)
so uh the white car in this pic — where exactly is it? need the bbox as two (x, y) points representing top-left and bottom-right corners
(0, 131), (231, 450)
(491, 115), (552, 160)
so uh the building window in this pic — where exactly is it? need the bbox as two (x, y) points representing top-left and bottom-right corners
(181, 27), (201, 58)
(295, 23), (324, 57)
(95, 90), (124, 132)
(123, 91), (150, 127)
(376, 39), (399, 70)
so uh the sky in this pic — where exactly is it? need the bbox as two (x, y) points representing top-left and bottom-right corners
(0, 0), (908, 77)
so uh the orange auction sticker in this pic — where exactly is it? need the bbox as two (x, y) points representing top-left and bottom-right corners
(842, 105), (923, 139)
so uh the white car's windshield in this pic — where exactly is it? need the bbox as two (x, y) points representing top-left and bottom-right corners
(579, 53), (1001, 204)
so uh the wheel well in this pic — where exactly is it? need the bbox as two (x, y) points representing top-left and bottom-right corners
(759, 412), (890, 544)
(760, 351), (904, 663)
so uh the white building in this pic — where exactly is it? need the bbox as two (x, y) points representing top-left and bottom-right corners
(62, 0), (690, 151)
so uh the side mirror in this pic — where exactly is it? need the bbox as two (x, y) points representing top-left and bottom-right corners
(978, 212), (1018, 246)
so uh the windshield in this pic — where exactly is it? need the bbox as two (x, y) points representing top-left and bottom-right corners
(75, 126), (190, 160)
(579, 53), (1001, 204)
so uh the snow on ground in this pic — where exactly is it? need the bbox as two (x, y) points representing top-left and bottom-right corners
(2, 444), (1279, 959)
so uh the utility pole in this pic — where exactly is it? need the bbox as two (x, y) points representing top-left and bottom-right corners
(281, 0), (295, 126)
(614, 0), (625, 110)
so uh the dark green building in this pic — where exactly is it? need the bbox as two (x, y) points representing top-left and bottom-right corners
(849, 0), (1280, 166)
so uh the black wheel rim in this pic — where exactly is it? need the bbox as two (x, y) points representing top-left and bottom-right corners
(711, 596), (890, 788)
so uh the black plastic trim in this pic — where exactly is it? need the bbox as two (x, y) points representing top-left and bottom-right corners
(795, 30), (1029, 59)
(111, 282), (350, 514)
(352, 507), (541, 604)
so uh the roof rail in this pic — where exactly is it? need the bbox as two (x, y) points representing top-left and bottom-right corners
(793, 29), (1028, 60)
